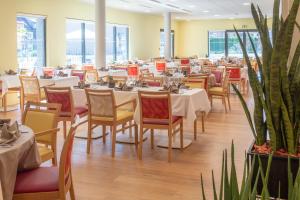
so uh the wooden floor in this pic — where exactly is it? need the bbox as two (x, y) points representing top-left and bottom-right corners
(0, 94), (253, 200)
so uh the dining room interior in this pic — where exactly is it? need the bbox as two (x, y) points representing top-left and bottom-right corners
(0, 0), (300, 199)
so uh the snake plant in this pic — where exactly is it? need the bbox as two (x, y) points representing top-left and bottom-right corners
(233, 0), (300, 155)
(201, 142), (300, 199)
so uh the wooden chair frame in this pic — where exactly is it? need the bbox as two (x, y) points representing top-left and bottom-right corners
(85, 89), (138, 157)
(84, 69), (99, 83)
(12, 122), (85, 200)
(138, 91), (183, 162)
(22, 101), (61, 165)
(44, 87), (87, 138)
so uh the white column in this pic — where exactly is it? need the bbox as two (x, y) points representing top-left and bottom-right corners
(95, 0), (106, 68)
(164, 12), (172, 60)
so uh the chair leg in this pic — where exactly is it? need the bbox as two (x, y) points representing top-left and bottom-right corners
(69, 179), (76, 200)
(227, 94), (231, 111)
(87, 120), (92, 154)
(168, 128), (172, 162)
(102, 125), (106, 144)
(134, 124), (138, 151)
(194, 119), (197, 140)
(150, 129), (154, 149)
(129, 121), (132, 138)
(139, 126), (144, 160)
(111, 126), (117, 157)
(223, 96), (227, 113)
(63, 121), (67, 139)
(202, 112), (205, 133)
(122, 123), (125, 134)
(180, 121), (183, 150)
(3, 94), (7, 112)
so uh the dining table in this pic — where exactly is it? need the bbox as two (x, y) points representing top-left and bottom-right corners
(72, 85), (211, 148)
(0, 125), (41, 200)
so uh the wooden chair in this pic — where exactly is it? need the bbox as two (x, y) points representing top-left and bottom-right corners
(19, 76), (46, 114)
(208, 72), (231, 113)
(0, 80), (19, 112)
(44, 87), (88, 139)
(84, 69), (99, 83)
(226, 67), (245, 93)
(22, 101), (61, 165)
(142, 77), (162, 87)
(155, 60), (166, 72)
(71, 70), (85, 82)
(187, 74), (209, 91)
(180, 65), (191, 76)
(82, 65), (94, 70)
(43, 67), (55, 77)
(184, 78), (206, 139)
(127, 64), (139, 77)
(85, 89), (138, 157)
(112, 76), (128, 85)
(12, 122), (81, 200)
(180, 58), (190, 65)
(138, 91), (183, 162)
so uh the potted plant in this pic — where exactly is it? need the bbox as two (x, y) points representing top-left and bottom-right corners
(201, 142), (300, 199)
(233, 0), (300, 198)
(108, 76), (116, 88)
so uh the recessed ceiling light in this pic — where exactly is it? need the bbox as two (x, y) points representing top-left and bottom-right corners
(144, 10), (151, 13)
(202, 10), (210, 13)
(188, 5), (196, 8)
(229, 17), (235, 20)
(242, 2), (251, 6)
(214, 14), (220, 17)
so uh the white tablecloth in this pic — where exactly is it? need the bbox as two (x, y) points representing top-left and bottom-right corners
(99, 70), (128, 77)
(0, 126), (41, 200)
(72, 87), (211, 125)
(0, 75), (80, 95)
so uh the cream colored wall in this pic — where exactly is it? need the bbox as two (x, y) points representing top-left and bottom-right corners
(0, 0), (179, 72)
(177, 18), (272, 58)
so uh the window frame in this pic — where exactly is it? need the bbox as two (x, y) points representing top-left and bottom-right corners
(17, 14), (47, 68)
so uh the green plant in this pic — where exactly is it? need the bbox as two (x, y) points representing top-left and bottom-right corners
(233, 0), (300, 154)
(201, 142), (300, 199)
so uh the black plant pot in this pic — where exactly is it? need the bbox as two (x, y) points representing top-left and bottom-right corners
(247, 142), (300, 199)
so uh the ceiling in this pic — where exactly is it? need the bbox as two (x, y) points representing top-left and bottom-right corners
(82, 0), (274, 20)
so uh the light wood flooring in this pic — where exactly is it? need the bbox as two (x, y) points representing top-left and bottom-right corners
(0, 94), (253, 200)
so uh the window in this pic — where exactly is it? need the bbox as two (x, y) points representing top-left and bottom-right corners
(66, 19), (95, 65)
(160, 29), (175, 58)
(208, 30), (267, 58)
(106, 24), (129, 63)
(17, 15), (46, 69)
(208, 31), (225, 58)
(66, 20), (129, 65)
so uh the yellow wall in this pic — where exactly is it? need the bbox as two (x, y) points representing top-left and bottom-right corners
(177, 18), (272, 57)
(0, 0), (179, 72)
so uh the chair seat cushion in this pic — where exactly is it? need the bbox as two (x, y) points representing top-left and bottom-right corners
(209, 87), (224, 94)
(92, 110), (134, 122)
(143, 116), (182, 125)
(14, 167), (59, 194)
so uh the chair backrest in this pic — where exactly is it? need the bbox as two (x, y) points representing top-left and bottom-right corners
(82, 65), (94, 70)
(44, 87), (74, 117)
(59, 122), (79, 195)
(211, 69), (224, 84)
(138, 91), (171, 124)
(141, 72), (154, 79)
(188, 74), (208, 90)
(85, 89), (116, 120)
(127, 64), (138, 76)
(71, 70), (85, 81)
(181, 66), (191, 75)
(140, 68), (150, 75)
(43, 67), (55, 77)
(84, 69), (98, 83)
(222, 72), (230, 92)
(142, 77), (162, 87)
(180, 58), (190, 65)
(112, 76), (128, 85)
(19, 76), (41, 100)
(23, 101), (60, 144)
(155, 61), (166, 72)
(226, 67), (241, 80)
(184, 78), (206, 89)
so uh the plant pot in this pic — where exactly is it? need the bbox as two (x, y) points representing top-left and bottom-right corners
(247, 142), (300, 199)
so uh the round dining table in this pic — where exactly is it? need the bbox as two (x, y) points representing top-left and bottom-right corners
(0, 125), (41, 200)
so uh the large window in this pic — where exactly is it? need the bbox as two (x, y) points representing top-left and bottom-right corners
(66, 20), (129, 65)
(66, 20), (94, 65)
(17, 15), (46, 69)
(160, 29), (175, 58)
(106, 24), (129, 63)
(208, 30), (264, 58)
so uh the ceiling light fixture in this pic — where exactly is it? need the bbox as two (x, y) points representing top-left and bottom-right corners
(242, 2), (251, 6)
(202, 10), (210, 13)
(144, 0), (191, 14)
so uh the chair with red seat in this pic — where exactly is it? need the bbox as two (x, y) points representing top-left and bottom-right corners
(43, 67), (55, 77)
(225, 67), (244, 93)
(12, 122), (81, 200)
(44, 87), (88, 139)
(211, 69), (224, 87)
(71, 70), (85, 82)
(127, 64), (139, 77)
(138, 91), (183, 162)
(82, 65), (94, 70)
(180, 58), (190, 65)
(155, 60), (166, 72)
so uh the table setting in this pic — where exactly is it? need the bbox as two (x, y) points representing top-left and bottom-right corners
(0, 121), (41, 200)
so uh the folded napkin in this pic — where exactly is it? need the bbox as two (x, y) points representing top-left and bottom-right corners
(0, 122), (20, 144)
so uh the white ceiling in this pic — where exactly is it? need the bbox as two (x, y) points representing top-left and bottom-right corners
(83, 0), (274, 20)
